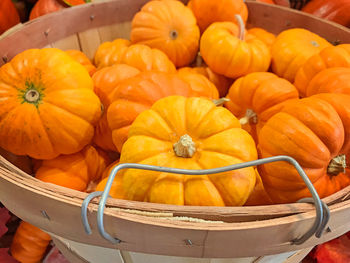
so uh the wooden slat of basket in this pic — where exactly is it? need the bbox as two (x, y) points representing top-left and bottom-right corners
(98, 21), (132, 43)
(51, 34), (81, 51)
(78, 28), (102, 60)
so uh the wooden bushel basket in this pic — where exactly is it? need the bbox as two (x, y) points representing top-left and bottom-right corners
(1, 0), (350, 262)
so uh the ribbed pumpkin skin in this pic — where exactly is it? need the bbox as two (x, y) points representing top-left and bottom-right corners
(0, 0), (20, 34)
(94, 39), (176, 73)
(107, 71), (219, 153)
(92, 64), (140, 152)
(66, 49), (97, 77)
(29, 0), (65, 20)
(35, 145), (112, 191)
(302, 0), (350, 27)
(305, 67), (350, 97)
(247, 27), (276, 49)
(271, 28), (331, 83)
(189, 0), (248, 33)
(178, 67), (232, 97)
(0, 48), (101, 159)
(131, 0), (200, 67)
(294, 44), (350, 97)
(225, 72), (299, 142)
(200, 22), (271, 79)
(120, 96), (257, 206)
(11, 222), (51, 263)
(258, 94), (350, 204)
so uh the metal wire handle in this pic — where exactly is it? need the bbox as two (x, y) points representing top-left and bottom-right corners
(81, 155), (329, 245)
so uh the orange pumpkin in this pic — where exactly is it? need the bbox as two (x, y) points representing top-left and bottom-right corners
(247, 27), (276, 49)
(94, 39), (176, 73)
(0, 0), (20, 35)
(11, 222), (51, 263)
(225, 72), (299, 142)
(131, 0), (200, 67)
(35, 145), (112, 191)
(29, 0), (65, 20)
(189, 0), (248, 33)
(305, 67), (350, 97)
(119, 96), (257, 206)
(177, 67), (232, 97)
(107, 71), (219, 152)
(244, 168), (273, 206)
(92, 64), (140, 152)
(65, 49), (97, 77)
(0, 48), (101, 159)
(200, 18), (271, 78)
(294, 44), (350, 97)
(258, 93), (350, 203)
(271, 28), (331, 83)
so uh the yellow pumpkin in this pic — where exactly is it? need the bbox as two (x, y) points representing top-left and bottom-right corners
(119, 96), (257, 206)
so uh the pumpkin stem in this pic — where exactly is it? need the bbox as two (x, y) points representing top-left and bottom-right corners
(170, 30), (178, 40)
(25, 89), (40, 103)
(195, 52), (205, 67)
(213, 98), (230, 106)
(173, 134), (196, 158)
(328, 154), (346, 175)
(240, 109), (258, 125)
(234, 14), (245, 41)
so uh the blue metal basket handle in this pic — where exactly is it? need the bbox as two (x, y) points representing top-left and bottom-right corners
(81, 155), (329, 245)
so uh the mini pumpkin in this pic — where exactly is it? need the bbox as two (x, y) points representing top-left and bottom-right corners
(294, 44), (350, 97)
(258, 93), (350, 203)
(29, 0), (65, 20)
(92, 64), (141, 152)
(0, 0), (20, 34)
(188, 0), (248, 33)
(94, 39), (176, 73)
(178, 66), (232, 97)
(271, 28), (331, 83)
(119, 96), (257, 206)
(225, 72), (299, 142)
(200, 16), (271, 79)
(305, 67), (350, 97)
(247, 27), (276, 49)
(35, 145), (112, 191)
(107, 71), (219, 152)
(65, 49), (97, 77)
(130, 0), (200, 67)
(0, 48), (101, 159)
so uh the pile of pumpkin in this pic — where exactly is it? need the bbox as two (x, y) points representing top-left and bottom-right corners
(1, 0), (350, 261)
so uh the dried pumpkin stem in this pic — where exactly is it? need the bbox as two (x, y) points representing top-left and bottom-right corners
(328, 154), (346, 175)
(173, 134), (196, 158)
(234, 14), (245, 41)
(240, 109), (258, 125)
(213, 97), (230, 106)
(25, 89), (40, 103)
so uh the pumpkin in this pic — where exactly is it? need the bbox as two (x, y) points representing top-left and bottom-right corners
(224, 72), (299, 142)
(256, 0), (275, 3)
(302, 0), (350, 27)
(29, 0), (65, 20)
(200, 17), (271, 79)
(94, 39), (176, 73)
(62, 0), (90, 6)
(119, 96), (257, 206)
(258, 93), (350, 203)
(92, 64), (140, 152)
(271, 28), (331, 83)
(11, 222), (51, 263)
(0, 0), (20, 35)
(65, 49), (97, 77)
(130, 0), (200, 67)
(294, 45), (350, 97)
(188, 0), (248, 33)
(305, 67), (350, 97)
(244, 168), (273, 206)
(247, 27), (276, 49)
(107, 71), (219, 152)
(0, 48), (102, 159)
(177, 66), (232, 97)
(35, 145), (112, 191)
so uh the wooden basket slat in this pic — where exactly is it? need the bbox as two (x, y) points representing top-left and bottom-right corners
(51, 34), (81, 51)
(78, 28), (102, 59)
(98, 21), (132, 43)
